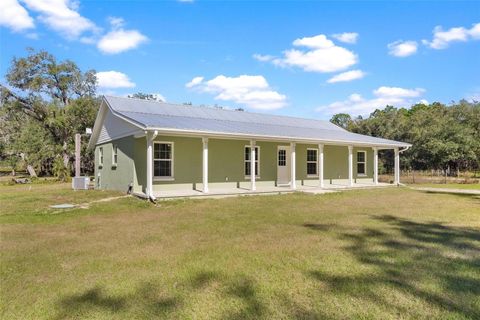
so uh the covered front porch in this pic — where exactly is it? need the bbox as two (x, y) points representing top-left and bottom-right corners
(151, 180), (394, 199)
(138, 131), (405, 200)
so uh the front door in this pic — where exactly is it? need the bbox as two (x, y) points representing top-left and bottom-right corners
(277, 146), (291, 185)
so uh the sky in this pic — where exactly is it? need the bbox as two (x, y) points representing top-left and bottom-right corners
(1, 0), (479, 120)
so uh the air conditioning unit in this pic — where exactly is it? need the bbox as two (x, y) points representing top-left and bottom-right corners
(72, 176), (90, 190)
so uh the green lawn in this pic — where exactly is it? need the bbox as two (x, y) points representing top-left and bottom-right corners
(1, 183), (479, 319)
(409, 183), (480, 190)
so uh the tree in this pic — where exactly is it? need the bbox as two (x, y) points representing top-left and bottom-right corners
(330, 113), (354, 130)
(0, 48), (99, 175)
(128, 92), (165, 102)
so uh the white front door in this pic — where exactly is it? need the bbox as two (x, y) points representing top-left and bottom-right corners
(277, 146), (291, 185)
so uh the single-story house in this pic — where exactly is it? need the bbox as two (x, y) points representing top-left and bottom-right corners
(88, 96), (411, 199)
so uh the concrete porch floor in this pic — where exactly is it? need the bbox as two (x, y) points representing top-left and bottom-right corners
(152, 181), (394, 200)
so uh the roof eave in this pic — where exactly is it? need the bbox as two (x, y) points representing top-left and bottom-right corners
(144, 126), (411, 148)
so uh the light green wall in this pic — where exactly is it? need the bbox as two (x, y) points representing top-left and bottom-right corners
(95, 136), (134, 192)
(97, 135), (374, 192)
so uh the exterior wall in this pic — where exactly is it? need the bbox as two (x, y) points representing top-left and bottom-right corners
(97, 134), (375, 193)
(94, 136), (135, 192)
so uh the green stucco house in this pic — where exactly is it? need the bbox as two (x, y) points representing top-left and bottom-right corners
(88, 96), (411, 199)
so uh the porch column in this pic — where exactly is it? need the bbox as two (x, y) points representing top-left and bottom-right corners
(146, 131), (156, 199)
(394, 147), (400, 185)
(250, 140), (256, 191)
(291, 142), (296, 189)
(202, 137), (209, 193)
(318, 144), (324, 188)
(373, 147), (379, 185)
(348, 145), (353, 187)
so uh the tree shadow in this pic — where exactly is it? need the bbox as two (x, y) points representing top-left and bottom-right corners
(55, 270), (265, 319)
(55, 282), (182, 319)
(305, 215), (480, 318)
(225, 277), (265, 320)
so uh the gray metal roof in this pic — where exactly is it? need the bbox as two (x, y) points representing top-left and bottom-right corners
(104, 95), (411, 147)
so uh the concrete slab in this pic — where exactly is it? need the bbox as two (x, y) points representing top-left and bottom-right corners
(152, 182), (394, 200)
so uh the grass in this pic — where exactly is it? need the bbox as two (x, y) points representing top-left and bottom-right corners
(408, 183), (480, 190)
(1, 183), (479, 319)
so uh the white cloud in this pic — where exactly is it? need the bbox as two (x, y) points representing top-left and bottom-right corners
(96, 71), (136, 88)
(252, 54), (275, 62)
(332, 32), (358, 44)
(418, 99), (429, 105)
(423, 22), (480, 49)
(258, 34), (358, 73)
(388, 40), (418, 57)
(0, 0), (35, 32)
(151, 93), (166, 102)
(97, 29), (148, 54)
(186, 75), (287, 110)
(22, 0), (98, 39)
(185, 76), (204, 88)
(327, 70), (366, 83)
(317, 86), (425, 115)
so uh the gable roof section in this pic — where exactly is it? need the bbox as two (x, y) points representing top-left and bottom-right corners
(89, 95), (411, 148)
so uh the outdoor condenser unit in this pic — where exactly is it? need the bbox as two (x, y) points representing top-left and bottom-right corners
(72, 177), (90, 190)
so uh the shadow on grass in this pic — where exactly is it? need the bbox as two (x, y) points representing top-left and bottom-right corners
(56, 271), (265, 319)
(306, 214), (480, 319)
(55, 282), (182, 319)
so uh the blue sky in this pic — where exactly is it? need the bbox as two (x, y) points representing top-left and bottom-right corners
(1, 1), (479, 120)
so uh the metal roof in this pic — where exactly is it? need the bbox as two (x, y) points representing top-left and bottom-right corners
(103, 95), (411, 147)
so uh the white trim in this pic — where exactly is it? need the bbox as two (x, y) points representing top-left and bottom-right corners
(373, 147), (378, 185)
(394, 147), (400, 185)
(202, 137), (209, 193)
(356, 150), (367, 176)
(112, 144), (118, 166)
(319, 144), (324, 188)
(153, 141), (175, 180)
(348, 145), (353, 187)
(306, 148), (319, 177)
(291, 142), (296, 190)
(244, 144), (260, 179)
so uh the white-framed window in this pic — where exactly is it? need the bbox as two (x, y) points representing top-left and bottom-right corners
(112, 145), (118, 166)
(244, 146), (260, 177)
(154, 142), (174, 179)
(357, 150), (367, 176)
(99, 147), (103, 166)
(307, 148), (318, 176)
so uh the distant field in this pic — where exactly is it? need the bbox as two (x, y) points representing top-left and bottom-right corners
(1, 183), (479, 319)
(409, 183), (480, 190)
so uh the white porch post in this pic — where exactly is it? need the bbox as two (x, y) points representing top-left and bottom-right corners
(202, 137), (209, 193)
(318, 144), (324, 188)
(250, 140), (256, 191)
(146, 132), (153, 198)
(373, 147), (379, 185)
(291, 142), (296, 190)
(348, 145), (353, 187)
(394, 147), (400, 185)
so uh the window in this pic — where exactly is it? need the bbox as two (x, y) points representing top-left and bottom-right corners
(112, 145), (118, 166)
(99, 147), (103, 166)
(307, 149), (318, 176)
(278, 149), (286, 166)
(245, 146), (260, 177)
(154, 142), (173, 178)
(357, 151), (366, 175)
